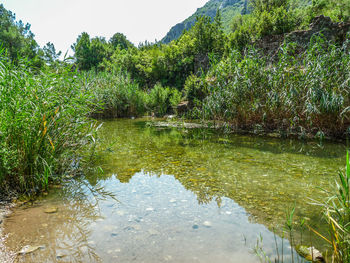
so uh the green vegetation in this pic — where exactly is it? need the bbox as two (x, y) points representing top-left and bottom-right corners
(83, 71), (181, 118)
(0, 55), (98, 196)
(0, 4), (61, 69)
(163, 0), (350, 44)
(162, 0), (245, 43)
(96, 14), (226, 90)
(0, 5), (38, 63)
(190, 38), (350, 137)
(320, 152), (350, 262)
(0, 0), (349, 245)
(71, 32), (134, 71)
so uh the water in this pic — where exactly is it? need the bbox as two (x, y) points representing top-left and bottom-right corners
(3, 119), (347, 262)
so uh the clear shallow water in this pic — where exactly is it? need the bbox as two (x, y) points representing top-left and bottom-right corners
(3, 119), (347, 262)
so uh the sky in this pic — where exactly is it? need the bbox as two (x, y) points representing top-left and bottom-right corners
(1, 0), (208, 55)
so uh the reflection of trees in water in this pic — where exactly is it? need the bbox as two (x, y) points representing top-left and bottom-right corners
(90, 120), (343, 249)
(11, 178), (119, 263)
(97, 120), (335, 206)
(56, 178), (119, 262)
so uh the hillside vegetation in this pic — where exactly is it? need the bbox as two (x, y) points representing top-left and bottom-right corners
(1, 1), (350, 261)
(162, 0), (246, 43)
(0, 0), (349, 194)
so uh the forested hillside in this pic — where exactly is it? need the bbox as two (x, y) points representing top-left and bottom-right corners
(162, 0), (246, 43)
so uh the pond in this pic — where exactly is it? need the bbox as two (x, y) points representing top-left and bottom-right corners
(2, 119), (347, 262)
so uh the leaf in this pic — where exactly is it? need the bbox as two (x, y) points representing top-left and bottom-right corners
(48, 136), (55, 150)
(346, 151), (350, 179)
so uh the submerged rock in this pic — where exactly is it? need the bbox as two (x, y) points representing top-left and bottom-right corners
(44, 207), (58, 214)
(56, 253), (66, 259)
(296, 245), (324, 262)
(18, 245), (45, 255)
(203, 221), (212, 228)
(148, 229), (160, 236)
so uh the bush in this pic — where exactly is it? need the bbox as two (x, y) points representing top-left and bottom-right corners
(184, 74), (209, 108)
(148, 84), (182, 116)
(83, 70), (147, 118)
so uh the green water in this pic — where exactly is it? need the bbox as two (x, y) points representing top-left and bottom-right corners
(3, 119), (347, 262)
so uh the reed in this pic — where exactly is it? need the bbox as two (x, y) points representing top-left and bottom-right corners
(319, 152), (350, 262)
(188, 36), (350, 139)
(0, 54), (97, 196)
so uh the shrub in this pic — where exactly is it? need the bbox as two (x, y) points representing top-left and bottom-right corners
(184, 74), (209, 108)
(148, 84), (181, 116)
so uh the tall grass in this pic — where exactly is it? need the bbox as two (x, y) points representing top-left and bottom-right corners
(81, 70), (147, 118)
(254, 152), (350, 263)
(0, 54), (97, 196)
(82, 70), (181, 118)
(0, 54), (183, 196)
(318, 152), (350, 262)
(187, 36), (350, 138)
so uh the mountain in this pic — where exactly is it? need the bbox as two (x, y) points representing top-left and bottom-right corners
(161, 0), (247, 43)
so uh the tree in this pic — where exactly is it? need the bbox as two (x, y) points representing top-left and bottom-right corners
(250, 0), (289, 14)
(72, 33), (113, 71)
(188, 12), (226, 72)
(72, 32), (92, 70)
(42, 42), (61, 65)
(0, 4), (39, 62)
(109, 33), (134, 50)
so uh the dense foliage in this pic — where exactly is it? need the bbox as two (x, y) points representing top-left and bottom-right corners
(0, 56), (98, 196)
(0, 4), (38, 62)
(73, 14), (226, 89)
(0, 4), (62, 69)
(162, 0), (245, 43)
(189, 37), (350, 137)
(71, 32), (134, 71)
(83, 71), (181, 118)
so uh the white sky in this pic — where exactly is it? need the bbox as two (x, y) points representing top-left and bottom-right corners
(1, 0), (208, 55)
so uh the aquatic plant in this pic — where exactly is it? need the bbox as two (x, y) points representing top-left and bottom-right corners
(317, 152), (350, 262)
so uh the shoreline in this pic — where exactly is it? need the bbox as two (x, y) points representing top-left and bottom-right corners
(0, 203), (16, 263)
(149, 119), (347, 143)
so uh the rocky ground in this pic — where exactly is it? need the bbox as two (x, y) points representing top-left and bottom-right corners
(255, 15), (350, 60)
(0, 204), (15, 263)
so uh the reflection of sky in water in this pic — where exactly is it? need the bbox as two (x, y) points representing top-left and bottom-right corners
(92, 173), (282, 263)
(4, 119), (345, 262)
(6, 172), (299, 263)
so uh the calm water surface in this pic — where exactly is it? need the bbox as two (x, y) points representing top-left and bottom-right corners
(3, 119), (347, 262)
